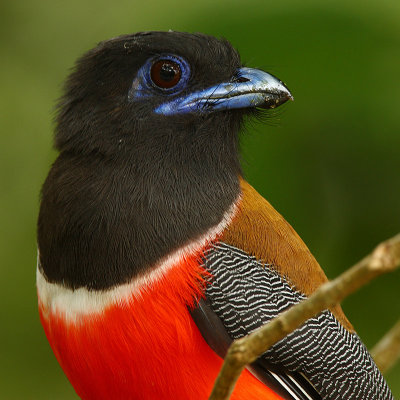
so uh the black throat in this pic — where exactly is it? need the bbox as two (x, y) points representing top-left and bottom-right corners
(37, 113), (242, 290)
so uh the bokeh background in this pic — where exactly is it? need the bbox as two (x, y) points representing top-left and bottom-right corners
(1, 0), (399, 398)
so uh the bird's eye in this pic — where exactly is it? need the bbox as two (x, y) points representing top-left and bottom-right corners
(150, 60), (182, 89)
(128, 55), (190, 102)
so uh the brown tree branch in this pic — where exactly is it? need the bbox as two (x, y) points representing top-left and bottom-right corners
(208, 233), (400, 400)
(371, 320), (400, 374)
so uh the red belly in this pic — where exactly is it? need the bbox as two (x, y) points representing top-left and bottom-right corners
(39, 254), (283, 400)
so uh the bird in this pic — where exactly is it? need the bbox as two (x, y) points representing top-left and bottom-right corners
(36, 31), (393, 400)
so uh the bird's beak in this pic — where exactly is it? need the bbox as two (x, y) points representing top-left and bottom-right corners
(155, 67), (293, 115)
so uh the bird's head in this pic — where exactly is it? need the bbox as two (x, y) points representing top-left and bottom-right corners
(55, 31), (292, 159)
(40, 31), (293, 289)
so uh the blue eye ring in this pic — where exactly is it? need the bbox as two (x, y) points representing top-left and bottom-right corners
(128, 54), (191, 102)
(144, 55), (190, 94)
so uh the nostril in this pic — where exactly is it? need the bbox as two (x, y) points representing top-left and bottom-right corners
(233, 76), (250, 83)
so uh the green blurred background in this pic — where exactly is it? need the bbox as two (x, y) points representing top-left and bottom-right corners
(1, 0), (399, 398)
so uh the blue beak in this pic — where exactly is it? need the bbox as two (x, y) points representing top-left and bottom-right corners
(155, 67), (293, 115)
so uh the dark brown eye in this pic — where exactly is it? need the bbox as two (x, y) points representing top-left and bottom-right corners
(150, 60), (182, 89)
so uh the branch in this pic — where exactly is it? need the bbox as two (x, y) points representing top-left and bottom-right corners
(371, 320), (400, 374)
(209, 233), (400, 400)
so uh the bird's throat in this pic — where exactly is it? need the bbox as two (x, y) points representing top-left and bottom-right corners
(37, 142), (241, 290)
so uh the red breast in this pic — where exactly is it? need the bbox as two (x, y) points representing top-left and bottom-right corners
(38, 246), (283, 400)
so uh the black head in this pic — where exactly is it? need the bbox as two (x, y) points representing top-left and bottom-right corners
(39, 31), (292, 290)
(55, 31), (247, 157)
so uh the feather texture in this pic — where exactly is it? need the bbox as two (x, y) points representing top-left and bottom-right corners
(202, 242), (393, 400)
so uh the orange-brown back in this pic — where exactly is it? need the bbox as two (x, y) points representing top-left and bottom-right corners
(222, 179), (353, 332)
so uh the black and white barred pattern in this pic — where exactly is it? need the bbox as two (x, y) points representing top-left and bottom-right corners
(203, 243), (393, 400)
